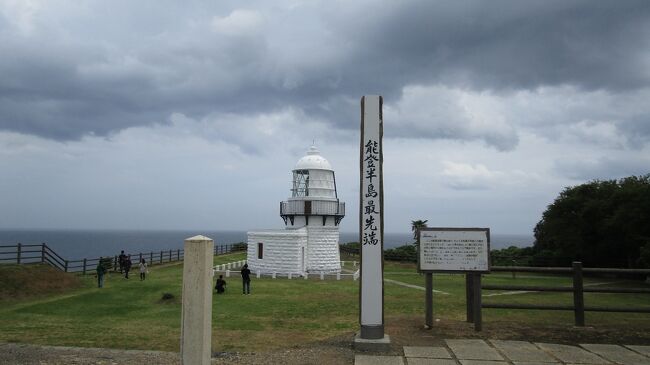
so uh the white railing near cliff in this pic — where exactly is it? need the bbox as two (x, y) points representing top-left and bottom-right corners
(213, 260), (360, 281)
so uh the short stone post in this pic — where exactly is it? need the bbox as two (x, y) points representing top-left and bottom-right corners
(288, 273), (292, 280)
(180, 235), (214, 365)
(272, 272), (276, 279)
(337, 272), (341, 280)
(226, 269), (230, 278)
(320, 272), (324, 280)
(304, 273), (309, 280)
(256, 270), (261, 278)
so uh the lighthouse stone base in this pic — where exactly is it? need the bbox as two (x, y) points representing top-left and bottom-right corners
(247, 226), (341, 275)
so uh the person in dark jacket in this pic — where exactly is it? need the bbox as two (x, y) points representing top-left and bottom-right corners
(118, 250), (127, 274)
(96, 257), (107, 288)
(240, 264), (251, 295)
(215, 275), (227, 294)
(124, 255), (132, 279)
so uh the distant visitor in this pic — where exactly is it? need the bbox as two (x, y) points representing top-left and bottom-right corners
(241, 264), (251, 295)
(215, 274), (227, 294)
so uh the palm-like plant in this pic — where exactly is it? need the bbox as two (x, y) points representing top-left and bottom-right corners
(411, 219), (428, 241)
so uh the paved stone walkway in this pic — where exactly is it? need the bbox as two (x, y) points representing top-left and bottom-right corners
(355, 340), (650, 365)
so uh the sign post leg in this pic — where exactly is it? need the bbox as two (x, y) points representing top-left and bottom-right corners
(425, 272), (433, 328)
(472, 273), (482, 332)
(466, 273), (474, 323)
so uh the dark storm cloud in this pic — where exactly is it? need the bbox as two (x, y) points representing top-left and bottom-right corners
(0, 0), (649, 143)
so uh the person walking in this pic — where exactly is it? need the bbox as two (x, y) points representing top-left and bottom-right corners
(96, 257), (107, 288)
(215, 274), (226, 294)
(124, 255), (132, 279)
(118, 250), (127, 274)
(240, 264), (251, 295)
(139, 258), (148, 281)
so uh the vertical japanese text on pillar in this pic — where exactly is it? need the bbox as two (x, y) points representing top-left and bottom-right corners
(363, 139), (380, 246)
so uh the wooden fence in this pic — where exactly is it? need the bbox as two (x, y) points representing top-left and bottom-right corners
(466, 262), (650, 331)
(0, 242), (247, 275)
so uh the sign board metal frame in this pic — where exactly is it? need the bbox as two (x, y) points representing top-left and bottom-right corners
(417, 227), (491, 273)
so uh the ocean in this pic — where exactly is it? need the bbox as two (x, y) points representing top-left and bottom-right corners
(0, 229), (534, 261)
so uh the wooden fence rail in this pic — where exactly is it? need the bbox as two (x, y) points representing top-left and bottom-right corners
(0, 242), (247, 275)
(473, 261), (650, 331)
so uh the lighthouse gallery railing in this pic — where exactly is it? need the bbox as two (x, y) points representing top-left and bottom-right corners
(280, 200), (345, 216)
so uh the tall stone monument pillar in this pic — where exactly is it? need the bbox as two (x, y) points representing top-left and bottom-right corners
(181, 235), (214, 365)
(355, 95), (390, 350)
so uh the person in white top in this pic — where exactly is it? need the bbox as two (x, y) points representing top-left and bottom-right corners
(139, 258), (148, 281)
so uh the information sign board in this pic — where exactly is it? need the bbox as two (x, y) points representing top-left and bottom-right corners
(418, 228), (490, 272)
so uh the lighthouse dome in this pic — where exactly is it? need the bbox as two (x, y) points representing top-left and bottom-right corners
(294, 145), (333, 171)
(290, 145), (337, 200)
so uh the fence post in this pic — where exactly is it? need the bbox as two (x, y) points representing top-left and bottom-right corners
(83, 258), (87, 275)
(139, 253), (142, 262)
(114, 256), (118, 271)
(64, 260), (69, 273)
(41, 243), (46, 263)
(572, 261), (585, 327)
(466, 273), (474, 323)
(160, 251), (163, 264)
(177, 249), (180, 261)
(150, 252), (153, 264)
(17, 243), (22, 264)
(169, 249), (172, 262)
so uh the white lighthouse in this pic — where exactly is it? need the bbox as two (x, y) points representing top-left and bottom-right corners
(247, 145), (345, 274)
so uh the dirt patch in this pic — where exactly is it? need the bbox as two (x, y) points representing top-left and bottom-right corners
(0, 264), (83, 301)
(383, 315), (650, 347)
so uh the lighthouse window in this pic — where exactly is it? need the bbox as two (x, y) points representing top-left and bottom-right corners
(292, 170), (310, 197)
(258, 242), (263, 259)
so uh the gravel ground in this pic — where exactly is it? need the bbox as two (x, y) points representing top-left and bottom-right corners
(0, 339), (357, 365)
(3, 318), (648, 364)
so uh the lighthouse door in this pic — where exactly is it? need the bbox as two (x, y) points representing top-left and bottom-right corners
(301, 247), (305, 272)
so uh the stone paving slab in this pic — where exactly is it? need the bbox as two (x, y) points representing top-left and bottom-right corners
(446, 339), (503, 361)
(355, 354), (405, 365)
(404, 346), (452, 359)
(626, 346), (650, 358)
(535, 343), (610, 364)
(407, 359), (458, 365)
(459, 360), (508, 365)
(490, 340), (557, 363)
(580, 344), (650, 365)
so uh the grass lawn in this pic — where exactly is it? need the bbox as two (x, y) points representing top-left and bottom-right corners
(1, 252), (649, 352)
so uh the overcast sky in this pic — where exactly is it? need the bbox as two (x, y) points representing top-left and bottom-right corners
(1, 0), (649, 236)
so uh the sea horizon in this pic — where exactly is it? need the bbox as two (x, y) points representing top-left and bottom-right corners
(0, 228), (534, 261)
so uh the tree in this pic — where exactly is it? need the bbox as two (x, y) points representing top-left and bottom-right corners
(533, 175), (650, 268)
(411, 219), (428, 241)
